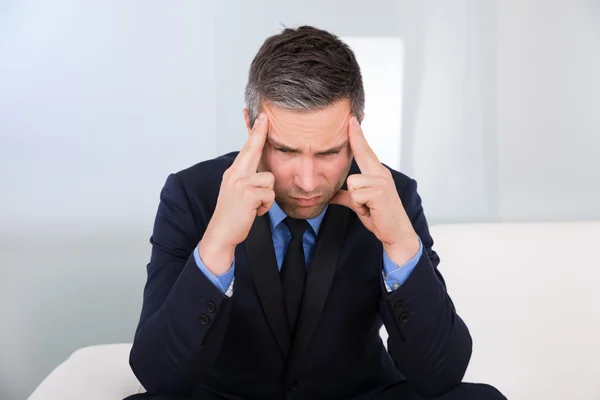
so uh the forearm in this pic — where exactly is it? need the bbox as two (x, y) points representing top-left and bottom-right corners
(129, 256), (232, 394)
(380, 254), (472, 397)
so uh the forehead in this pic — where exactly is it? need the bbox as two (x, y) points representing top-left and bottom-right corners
(263, 99), (352, 148)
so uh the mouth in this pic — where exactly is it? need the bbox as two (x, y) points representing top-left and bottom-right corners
(290, 195), (322, 207)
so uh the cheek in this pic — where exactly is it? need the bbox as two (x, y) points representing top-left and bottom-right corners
(261, 154), (294, 183)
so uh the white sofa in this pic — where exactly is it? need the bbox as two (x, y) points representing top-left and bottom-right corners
(29, 222), (600, 400)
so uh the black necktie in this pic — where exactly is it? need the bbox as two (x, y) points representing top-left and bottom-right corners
(281, 217), (309, 331)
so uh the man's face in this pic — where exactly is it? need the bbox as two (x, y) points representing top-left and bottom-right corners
(244, 99), (354, 219)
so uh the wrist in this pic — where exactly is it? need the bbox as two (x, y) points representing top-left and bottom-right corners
(199, 233), (235, 276)
(383, 233), (420, 266)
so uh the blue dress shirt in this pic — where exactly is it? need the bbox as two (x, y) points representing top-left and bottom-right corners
(194, 202), (423, 295)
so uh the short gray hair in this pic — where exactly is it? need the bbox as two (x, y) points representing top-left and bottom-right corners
(245, 26), (365, 127)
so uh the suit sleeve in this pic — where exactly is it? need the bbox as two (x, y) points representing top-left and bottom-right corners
(129, 173), (233, 394)
(378, 178), (472, 398)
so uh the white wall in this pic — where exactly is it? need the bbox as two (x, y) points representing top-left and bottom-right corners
(0, 0), (219, 235)
(406, 0), (600, 223)
(0, 1), (218, 398)
(497, 0), (600, 221)
(408, 0), (498, 223)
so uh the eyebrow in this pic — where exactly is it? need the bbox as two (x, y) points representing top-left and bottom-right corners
(268, 136), (348, 155)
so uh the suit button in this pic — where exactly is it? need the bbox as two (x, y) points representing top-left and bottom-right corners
(207, 302), (217, 313)
(398, 313), (409, 323)
(286, 381), (298, 392)
(394, 301), (404, 311)
(199, 314), (210, 325)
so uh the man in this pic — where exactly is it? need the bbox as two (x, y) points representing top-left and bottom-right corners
(128, 26), (505, 400)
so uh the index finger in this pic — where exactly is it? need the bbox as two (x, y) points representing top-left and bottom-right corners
(348, 116), (383, 174)
(232, 113), (269, 174)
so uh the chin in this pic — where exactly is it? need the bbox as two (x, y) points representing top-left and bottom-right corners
(281, 202), (328, 220)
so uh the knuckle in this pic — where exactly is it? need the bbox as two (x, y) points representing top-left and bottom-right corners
(222, 168), (233, 181)
(257, 172), (274, 187)
(266, 173), (275, 186)
(242, 182), (253, 194)
(250, 191), (261, 203)
(236, 178), (248, 192)
(347, 174), (358, 186)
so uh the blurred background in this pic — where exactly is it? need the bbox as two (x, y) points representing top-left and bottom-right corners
(1, 0), (599, 398)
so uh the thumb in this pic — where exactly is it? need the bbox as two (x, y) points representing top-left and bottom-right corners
(330, 190), (369, 217)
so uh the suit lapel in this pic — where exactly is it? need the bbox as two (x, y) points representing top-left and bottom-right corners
(287, 204), (351, 373)
(245, 214), (292, 357)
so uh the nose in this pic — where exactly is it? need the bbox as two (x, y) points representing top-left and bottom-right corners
(294, 156), (319, 194)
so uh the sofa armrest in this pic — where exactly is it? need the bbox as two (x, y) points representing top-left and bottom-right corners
(29, 343), (144, 400)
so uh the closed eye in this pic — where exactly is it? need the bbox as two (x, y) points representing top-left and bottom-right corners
(273, 146), (341, 156)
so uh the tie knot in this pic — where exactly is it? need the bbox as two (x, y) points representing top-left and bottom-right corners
(284, 218), (309, 240)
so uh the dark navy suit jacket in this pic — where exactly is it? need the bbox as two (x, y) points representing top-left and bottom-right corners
(129, 152), (472, 400)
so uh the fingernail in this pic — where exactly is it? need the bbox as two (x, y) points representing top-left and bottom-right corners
(351, 116), (360, 128)
(258, 113), (266, 122)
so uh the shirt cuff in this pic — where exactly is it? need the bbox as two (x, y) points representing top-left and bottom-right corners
(382, 238), (423, 292)
(194, 243), (235, 294)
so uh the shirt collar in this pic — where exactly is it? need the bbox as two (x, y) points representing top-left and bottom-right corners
(268, 201), (328, 236)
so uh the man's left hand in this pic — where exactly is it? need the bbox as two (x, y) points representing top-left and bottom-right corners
(331, 116), (420, 266)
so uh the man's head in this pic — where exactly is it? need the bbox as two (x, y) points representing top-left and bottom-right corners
(243, 26), (365, 219)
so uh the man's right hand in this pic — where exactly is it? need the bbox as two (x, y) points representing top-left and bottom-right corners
(199, 113), (274, 276)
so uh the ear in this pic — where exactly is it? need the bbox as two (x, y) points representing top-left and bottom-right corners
(243, 108), (252, 134)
